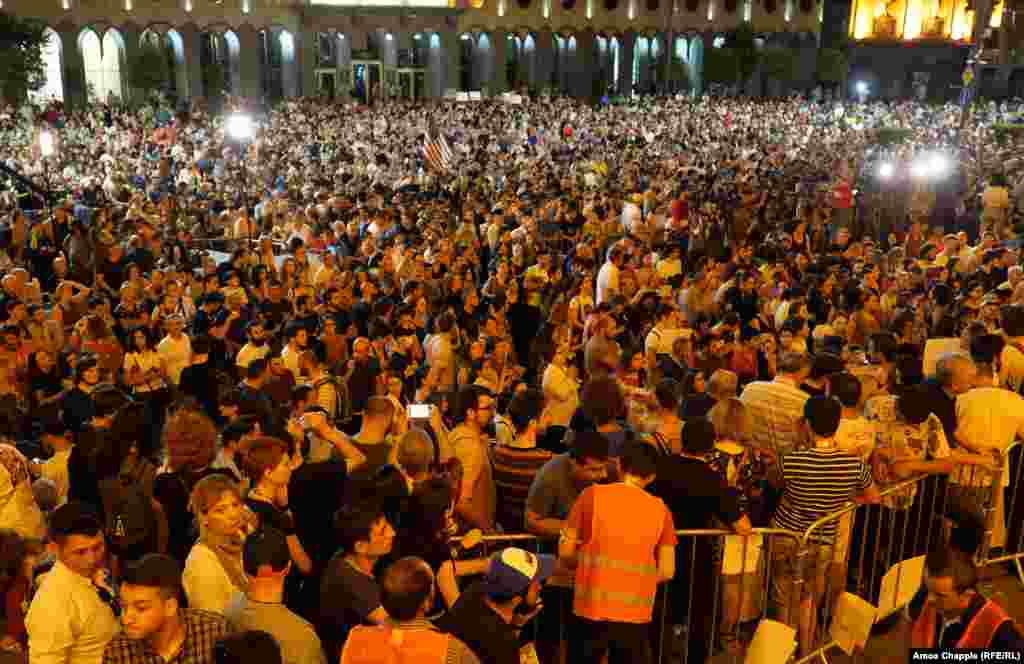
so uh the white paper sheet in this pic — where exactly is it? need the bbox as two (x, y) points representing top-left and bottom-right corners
(877, 555), (925, 618)
(744, 620), (797, 664)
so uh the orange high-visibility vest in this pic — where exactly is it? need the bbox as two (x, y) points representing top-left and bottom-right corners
(340, 624), (449, 664)
(911, 598), (1013, 649)
(573, 483), (668, 624)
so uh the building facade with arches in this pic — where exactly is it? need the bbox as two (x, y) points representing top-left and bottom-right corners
(7, 0), (821, 105)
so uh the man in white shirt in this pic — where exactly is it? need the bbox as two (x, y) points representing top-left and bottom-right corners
(26, 502), (120, 664)
(596, 242), (625, 306)
(280, 323), (310, 381)
(156, 314), (191, 387)
(644, 303), (689, 378)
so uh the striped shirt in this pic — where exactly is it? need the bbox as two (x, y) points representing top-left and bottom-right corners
(771, 443), (873, 541)
(740, 378), (810, 456)
(492, 443), (553, 531)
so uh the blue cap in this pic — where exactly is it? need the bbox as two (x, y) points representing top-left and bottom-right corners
(478, 547), (556, 599)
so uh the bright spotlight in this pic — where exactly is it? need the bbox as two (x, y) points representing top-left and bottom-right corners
(226, 114), (253, 141)
(38, 130), (55, 158)
(878, 162), (894, 179)
(910, 158), (930, 179)
(855, 81), (868, 95)
(928, 154), (948, 177)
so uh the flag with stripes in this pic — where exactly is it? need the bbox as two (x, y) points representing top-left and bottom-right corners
(423, 132), (454, 174)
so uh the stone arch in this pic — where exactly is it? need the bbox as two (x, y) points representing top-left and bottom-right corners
(689, 34), (703, 94)
(223, 30), (242, 95)
(458, 32), (475, 91)
(523, 32), (537, 88)
(278, 29), (298, 97)
(34, 27), (64, 102)
(79, 26), (125, 102)
(476, 32), (493, 91)
(427, 31), (444, 96)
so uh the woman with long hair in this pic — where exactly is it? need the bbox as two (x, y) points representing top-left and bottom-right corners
(707, 398), (773, 652)
(182, 474), (255, 614)
(122, 326), (169, 460)
(390, 476), (487, 611)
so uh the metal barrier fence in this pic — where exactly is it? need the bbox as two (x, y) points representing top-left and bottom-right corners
(448, 449), (1024, 664)
(451, 528), (804, 664)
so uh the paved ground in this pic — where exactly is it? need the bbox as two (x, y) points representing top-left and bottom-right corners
(707, 567), (1024, 664)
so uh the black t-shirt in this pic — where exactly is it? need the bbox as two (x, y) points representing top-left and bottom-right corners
(318, 553), (383, 662)
(435, 583), (521, 664)
(245, 497), (295, 535)
(260, 299), (292, 332)
(650, 455), (743, 530)
(99, 257), (124, 292)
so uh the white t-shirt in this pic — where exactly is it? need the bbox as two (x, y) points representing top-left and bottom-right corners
(157, 334), (192, 386)
(236, 343), (271, 369)
(596, 261), (620, 306)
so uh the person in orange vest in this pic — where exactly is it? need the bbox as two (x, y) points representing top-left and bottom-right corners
(907, 546), (1024, 651)
(340, 556), (481, 664)
(558, 440), (677, 664)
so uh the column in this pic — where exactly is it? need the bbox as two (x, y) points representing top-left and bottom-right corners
(236, 24), (262, 102)
(56, 24), (86, 108)
(337, 32), (352, 98)
(442, 26), (459, 93)
(576, 30), (597, 98)
(535, 29), (554, 92)
(492, 29), (508, 95)
(619, 31), (635, 95)
(177, 23), (204, 100)
(120, 24), (142, 104)
(300, 26), (317, 97)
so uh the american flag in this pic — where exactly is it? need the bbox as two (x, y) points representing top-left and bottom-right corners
(423, 132), (454, 174)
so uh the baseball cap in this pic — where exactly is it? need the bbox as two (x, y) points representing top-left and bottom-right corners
(478, 547), (556, 600)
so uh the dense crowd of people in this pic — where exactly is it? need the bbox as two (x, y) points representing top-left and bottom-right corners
(0, 90), (1021, 664)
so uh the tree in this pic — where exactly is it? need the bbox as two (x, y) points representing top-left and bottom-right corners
(816, 47), (848, 87)
(656, 53), (689, 93)
(203, 60), (226, 99)
(703, 47), (740, 88)
(129, 38), (172, 100)
(731, 21), (760, 87)
(760, 46), (797, 95)
(0, 12), (48, 103)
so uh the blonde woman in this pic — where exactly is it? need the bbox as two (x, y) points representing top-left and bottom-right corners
(707, 398), (775, 652)
(182, 474), (255, 614)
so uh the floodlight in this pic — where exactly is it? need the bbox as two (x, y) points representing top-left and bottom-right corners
(226, 114), (253, 141)
(878, 162), (894, 179)
(39, 130), (55, 158)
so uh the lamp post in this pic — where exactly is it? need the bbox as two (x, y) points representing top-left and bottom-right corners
(225, 113), (255, 258)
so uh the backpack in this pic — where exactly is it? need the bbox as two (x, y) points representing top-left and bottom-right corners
(104, 475), (157, 556)
(313, 375), (352, 424)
